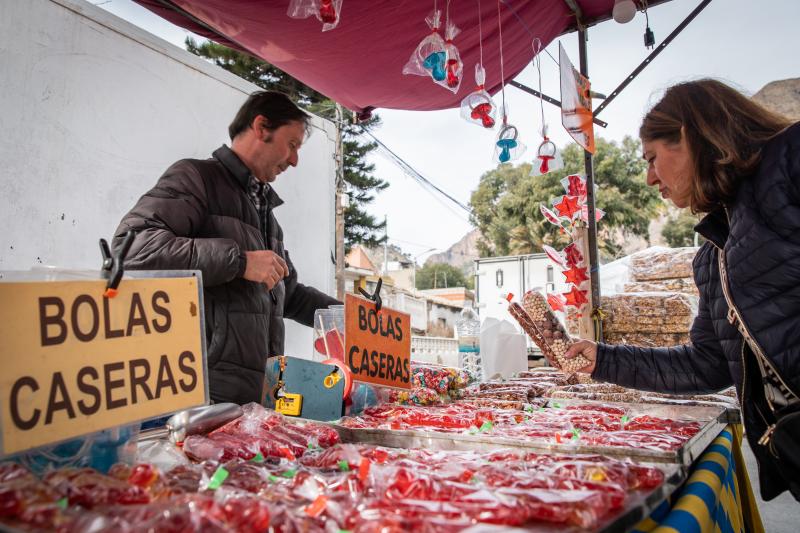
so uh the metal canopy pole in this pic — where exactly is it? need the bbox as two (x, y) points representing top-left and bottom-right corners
(577, 27), (603, 342)
(593, 0), (713, 118)
(508, 80), (608, 128)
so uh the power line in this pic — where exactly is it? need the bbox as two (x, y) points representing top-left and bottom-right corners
(357, 129), (473, 216)
(299, 105), (474, 222)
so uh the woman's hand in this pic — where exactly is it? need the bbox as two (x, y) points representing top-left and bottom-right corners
(564, 339), (598, 374)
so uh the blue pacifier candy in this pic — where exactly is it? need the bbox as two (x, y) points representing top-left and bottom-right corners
(496, 138), (518, 163)
(423, 51), (447, 81)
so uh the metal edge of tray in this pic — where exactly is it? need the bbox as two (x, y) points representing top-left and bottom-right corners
(333, 415), (730, 467)
(596, 463), (687, 533)
(332, 425), (677, 463)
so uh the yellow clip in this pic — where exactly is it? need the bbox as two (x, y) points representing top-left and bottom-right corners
(276, 393), (303, 416)
(324, 370), (342, 389)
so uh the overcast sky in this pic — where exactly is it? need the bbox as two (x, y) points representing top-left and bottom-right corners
(99, 0), (800, 263)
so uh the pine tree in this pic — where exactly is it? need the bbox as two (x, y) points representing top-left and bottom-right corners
(185, 38), (388, 251)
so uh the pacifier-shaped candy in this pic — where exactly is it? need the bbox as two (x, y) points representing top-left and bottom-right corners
(319, 0), (337, 23)
(471, 103), (495, 128)
(497, 137), (517, 163)
(423, 51), (447, 81)
(446, 58), (460, 88)
(466, 92), (495, 128)
(461, 66), (498, 128)
(494, 124), (524, 163)
(537, 137), (557, 174)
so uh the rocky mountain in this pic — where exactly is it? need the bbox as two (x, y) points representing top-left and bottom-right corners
(425, 229), (481, 273)
(753, 78), (800, 120)
(364, 243), (411, 272)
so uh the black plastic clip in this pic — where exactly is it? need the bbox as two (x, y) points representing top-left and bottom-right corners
(100, 230), (135, 298)
(358, 277), (383, 312)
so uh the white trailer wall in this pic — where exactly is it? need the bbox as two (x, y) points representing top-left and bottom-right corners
(0, 0), (337, 357)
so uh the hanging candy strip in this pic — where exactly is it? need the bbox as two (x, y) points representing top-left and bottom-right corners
(528, 38), (563, 177)
(491, 0), (525, 161)
(287, 0), (343, 32)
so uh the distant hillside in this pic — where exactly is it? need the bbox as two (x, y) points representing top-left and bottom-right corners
(364, 243), (410, 272)
(425, 229), (480, 273)
(753, 78), (800, 120)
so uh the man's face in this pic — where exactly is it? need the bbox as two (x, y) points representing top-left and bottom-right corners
(255, 119), (306, 183)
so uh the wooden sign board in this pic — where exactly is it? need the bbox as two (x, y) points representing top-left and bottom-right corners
(344, 294), (411, 389)
(0, 275), (207, 455)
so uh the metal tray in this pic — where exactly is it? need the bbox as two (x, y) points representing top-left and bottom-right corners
(334, 400), (730, 467)
(434, 463), (686, 533)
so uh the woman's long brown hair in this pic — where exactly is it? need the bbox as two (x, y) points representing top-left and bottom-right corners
(639, 79), (793, 213)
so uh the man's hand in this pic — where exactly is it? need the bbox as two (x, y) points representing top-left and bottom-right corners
(564, 339), (598, 374)
(243, 250), (289, 289)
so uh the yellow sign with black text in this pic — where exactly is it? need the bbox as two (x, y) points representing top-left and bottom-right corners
(0, 277), (206, 455)
(344, 294), (411, 389)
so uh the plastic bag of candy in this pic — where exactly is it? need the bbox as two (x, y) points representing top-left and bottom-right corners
(460, 64), (497, 128)
(287, 0), (343, 32)
(442, 19), (462, 92)
(402, 10), (447, 83)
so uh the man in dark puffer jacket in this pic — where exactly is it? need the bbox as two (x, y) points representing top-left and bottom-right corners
(113, 91), (339, 405)
(563, 80), (800, 501)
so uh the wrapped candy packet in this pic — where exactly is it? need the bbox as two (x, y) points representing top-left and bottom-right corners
(520, 290), (592, 373)
(460, 65), (497, 128)
(403, 10), (447, 83)
(287, 0), (343, 31)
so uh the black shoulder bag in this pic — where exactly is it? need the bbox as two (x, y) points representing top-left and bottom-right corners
(719, 249), (800, 501)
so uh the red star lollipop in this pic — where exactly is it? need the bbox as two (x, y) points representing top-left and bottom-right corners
(564, 174), (587, 198)
(563, 243), (584, 267)
(553, 195), (581, 219)
(563, 265), (589, 285)
(563, 286), (589, 308)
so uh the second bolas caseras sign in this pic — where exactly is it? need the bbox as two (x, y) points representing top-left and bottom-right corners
(344, 294), (411, 389)
(0, 275), (207, 456)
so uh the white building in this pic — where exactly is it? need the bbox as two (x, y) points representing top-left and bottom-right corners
(475, 254), (570, 341)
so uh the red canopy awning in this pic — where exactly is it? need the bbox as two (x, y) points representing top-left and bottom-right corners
(135, 0), (668, 113)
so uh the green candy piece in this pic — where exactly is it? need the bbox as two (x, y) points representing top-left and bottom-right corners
(281, 469), (297, 478)
(268, 475), (280, 483)
(207, 466), (229, 490)
(621, 415), (630, 424)
(338, 460), (351, 472)
(552, 402), (562, 409)
(250, 452), (265, 463)
(56, 497), (68, 510)
(524, 404), (534, 413)
(479, 420), (493, 433)
(570, 428), (581, 441)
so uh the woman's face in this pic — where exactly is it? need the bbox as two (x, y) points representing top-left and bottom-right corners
(642, 137), (694, 209)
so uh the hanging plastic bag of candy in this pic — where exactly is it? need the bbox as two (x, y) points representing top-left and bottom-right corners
(530, 127), (564, 177)
(403, 10), (447, 83)
(494, 106), (526, 163)
(441, 19), (463, 92)
(460, 65), (497, 128)
(287, 0), (343, 32)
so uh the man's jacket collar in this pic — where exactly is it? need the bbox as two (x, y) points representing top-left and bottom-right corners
(213, 145), (284, 208)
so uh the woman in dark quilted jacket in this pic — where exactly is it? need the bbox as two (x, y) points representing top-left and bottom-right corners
(562, 79), (800, 501)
